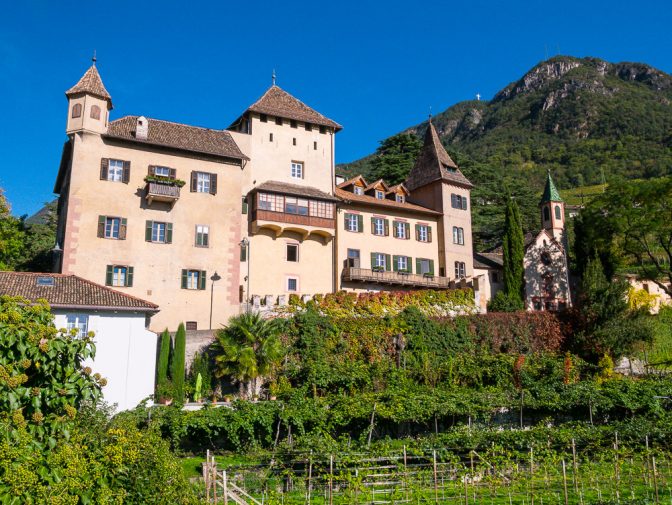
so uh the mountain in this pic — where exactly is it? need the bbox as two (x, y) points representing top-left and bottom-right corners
(338, 56), (672, 249)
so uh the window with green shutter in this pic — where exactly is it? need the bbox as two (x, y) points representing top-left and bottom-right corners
(146, 220), (172, 244)
(182, 269), (207, 290)
(106, 265), (133, 287)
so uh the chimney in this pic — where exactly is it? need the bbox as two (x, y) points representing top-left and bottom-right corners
(136, 116), (148, 140)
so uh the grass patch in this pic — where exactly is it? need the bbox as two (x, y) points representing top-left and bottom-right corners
(182, 452), (267, 479)
(636, 306), (672, 368)
(560, 184), (607, 206)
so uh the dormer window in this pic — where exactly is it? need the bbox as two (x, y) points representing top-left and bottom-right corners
(376, 190), (384, 200)
(90, 105), (101, 120)
(71, 103), (82, 118)
(396, 194), (405, 203)
(354, 186), (364, 195)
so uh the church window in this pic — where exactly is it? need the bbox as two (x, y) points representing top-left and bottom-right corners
(555, 205), (562, 220)
(71, 103), (82, 118)
(90, 105), (101, 120)
(543, 206), (550, 222)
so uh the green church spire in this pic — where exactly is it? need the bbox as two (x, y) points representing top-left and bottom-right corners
(540, 170), (563, 204)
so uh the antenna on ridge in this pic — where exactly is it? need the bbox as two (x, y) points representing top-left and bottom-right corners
(272, 69), (276, 86)
(428, 106), (432, 123)
(92, 50), (97, 65)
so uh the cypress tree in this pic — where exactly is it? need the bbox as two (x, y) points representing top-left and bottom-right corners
(502, 198), (525, 306)
(156, 329), (171, 388)
(171, 323), (187, 402)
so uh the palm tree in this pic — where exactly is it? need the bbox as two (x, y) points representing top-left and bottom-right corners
(212, 312), (283, 399)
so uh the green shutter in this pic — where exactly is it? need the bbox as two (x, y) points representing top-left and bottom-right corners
(240, 244), (247, 261)
(210, 173), (218, 195)
(384, 219), (389, 236)
(181, 269), (188, 289)
(357, 214), (363, 233)
(105, 265), (113, 286)
(392, 255), (399, 272)
(145, 221), (152, 241)
(415, 258), (422, 274)
(427, 226), (433, 243)
(370, 252), (376, 269)
(429, 260), (435, 275)
(385, 254), (391, 271)
(119, 218), (127, 240)
(202, 228), (208, 247)
(98, 216), (106, 238)
(199, 271), (207, 290)
(370, 217), (376, 235)
(415, 224), (420, 241)
(126, 266), (134, 287)
(242, 197), (248, 214)
(344, 214), (349, 230)
(405, 256), (412, 273)
(166, 223), (173, 244)
(404, 222), (410, 239)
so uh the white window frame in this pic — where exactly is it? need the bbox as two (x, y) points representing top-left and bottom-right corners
(196, 225), (209, 247)
(154, 166), (171, 177)
(419, 259), (431, 275)
(374, 253), (386, 269)
(373, 218), (385, 236)
(286, 243), (299, 262)
(112, 266), (127, 287)
(186, 270), (200, 290)
(347, 214), (358, 232)
(287, 277), (298, 292)
(291, 162), (303, 179)
(453, 226), (464, 245)
(108, 159), (124, 182)
(152, 222), (166, 243)
(197, 172), (211, 193)
(455, 261), (466, 279)
(354, 186), (364, 195)
(66, 314), (89, 339)
(396, 194), (405, 203)
(397, 256), (408, 271)
(395, 221), (406, 239)
(375, 190), (384, 200)
(418, 225), (428, 242)
(105, 217), (120, 239)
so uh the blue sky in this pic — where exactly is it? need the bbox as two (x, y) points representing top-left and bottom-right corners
(1, 0), (671, 216)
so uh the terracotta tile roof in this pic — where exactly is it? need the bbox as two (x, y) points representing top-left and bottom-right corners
(252, 181), (340, 202)
(387, 183), (410, 195)
(335, 188), (441, 215)
(246, 85), (342, 131)
(364, 179), (389, 192)
(105, 116), (248, 161)
(65, 64), (112, 105)
(405, 122), (473, 191)
(337, 175), (368, 188)
(0, 272), (158, 312)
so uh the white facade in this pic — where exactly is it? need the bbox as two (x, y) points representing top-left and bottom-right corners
(53, 310), (157, 411)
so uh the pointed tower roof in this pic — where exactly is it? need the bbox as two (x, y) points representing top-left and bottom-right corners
(241, 85), (341, 130)
(540, 171), (563, 204)
(65, 63), (112, 107)
(405, 122), (472, 191)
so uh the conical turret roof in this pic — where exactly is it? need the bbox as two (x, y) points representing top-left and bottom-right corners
(540, 171), (563, 204)
(405, 122), (472, 191)
(65, 64), (112, 106)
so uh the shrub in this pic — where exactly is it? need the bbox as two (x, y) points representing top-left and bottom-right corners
(487, 291), (525, 312)
(171, 323), (186, 403)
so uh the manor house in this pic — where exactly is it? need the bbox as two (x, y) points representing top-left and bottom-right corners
(54, 61), (478, 331)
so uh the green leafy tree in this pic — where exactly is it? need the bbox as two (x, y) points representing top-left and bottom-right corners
(0, 190), (26, 271)
(369, 133), (422, 185)
(19, 201), (57, 272)
(213, 312), (283, 398)
(0, 295), (104, 441)
(171, 323), (186, 402)
(501, 198), (525, 309)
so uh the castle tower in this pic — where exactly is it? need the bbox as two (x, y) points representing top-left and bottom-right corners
(65, 58), (112, 135)
(405, 121), (474, 279)
(539, 171), (565, 245)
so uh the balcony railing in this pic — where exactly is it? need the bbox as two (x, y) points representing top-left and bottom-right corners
(342, 264), (456, 289)
(252, 209), (335, 229)
(145, 181), (180, 204)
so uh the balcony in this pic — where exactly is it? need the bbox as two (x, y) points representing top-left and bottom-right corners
(342, 264), (458, 290)
(145, 181), (180, 205)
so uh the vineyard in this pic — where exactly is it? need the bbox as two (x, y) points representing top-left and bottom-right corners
(202, 435), (672, 504)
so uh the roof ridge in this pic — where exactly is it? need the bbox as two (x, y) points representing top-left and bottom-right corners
(111, 115), (225, 133)
(72, 275), (159, 308)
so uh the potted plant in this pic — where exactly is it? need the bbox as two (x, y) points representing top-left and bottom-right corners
(143, 174), (187, 187)
(212, 384), (222, 404)
(156, 381), (175, 406)
(268, 381), (279, 401)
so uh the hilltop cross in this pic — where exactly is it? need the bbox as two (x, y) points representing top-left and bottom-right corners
(476, 93), (481, 101)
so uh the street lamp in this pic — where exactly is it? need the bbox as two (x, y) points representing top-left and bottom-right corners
(239, 237), (250, 312)
(209, 271), (221, 330)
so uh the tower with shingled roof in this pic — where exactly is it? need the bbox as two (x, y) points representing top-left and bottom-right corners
(65, 57), (112, 135)
(405, 120), (475, 281)
(539, 170), (566, 246)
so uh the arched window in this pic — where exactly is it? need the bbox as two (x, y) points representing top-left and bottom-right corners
(543, 206), (550, 222)
(555, 205), (562, 220)
(71, 103), (82, 118)
(90, 105), (101, 120)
